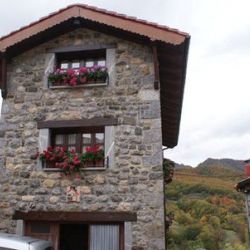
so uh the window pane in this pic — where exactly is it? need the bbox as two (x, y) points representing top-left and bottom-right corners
(90, 225), (119, 250)
(68, 146), (76, 151)
(31, 223), (50, 233)
(60, 62), (69, 69)
(97, 60), (106, 66)
(85, 60), (94, 67)
(72, 61), (80, 69)
(82, 133), (91, 144)
(55, 134), (64, 145)
(68, 134), (76, 144)
(95, 133), (104, 144)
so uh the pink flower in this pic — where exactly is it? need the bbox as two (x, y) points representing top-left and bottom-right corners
(79, 67), (88, 74)
(67, 69), (75, 76)
(69, 77), (77, 86)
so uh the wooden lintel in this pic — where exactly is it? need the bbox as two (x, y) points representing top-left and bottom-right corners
(1, 56), (7, 98)
(37, 117), (118, 129)
(13, 211), (137, 222)
(152, 44), (160, 90)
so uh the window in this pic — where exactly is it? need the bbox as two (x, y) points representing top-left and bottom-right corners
(48, 49), (108, 87)
(56, 49), (106, 70)
(37, 119), (116, 170)
(51, 127), (104, 154)
(50, 127), (105, 168)
(25, 222), (124, 250)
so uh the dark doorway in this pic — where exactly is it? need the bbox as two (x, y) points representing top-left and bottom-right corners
(60, 224), (88, 250)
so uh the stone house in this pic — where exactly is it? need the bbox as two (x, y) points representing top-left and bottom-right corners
(0, 4), (190, 250)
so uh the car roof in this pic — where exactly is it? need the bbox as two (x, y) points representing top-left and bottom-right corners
(0, 233), (51, 249)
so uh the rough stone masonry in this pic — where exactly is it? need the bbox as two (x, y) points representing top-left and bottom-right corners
(0, 27), (165, 249)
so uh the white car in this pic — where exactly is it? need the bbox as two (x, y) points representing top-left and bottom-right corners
(0, 233), (53, 250)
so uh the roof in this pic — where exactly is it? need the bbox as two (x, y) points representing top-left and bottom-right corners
(236, 177), (250, 193)
(0, 4), (190, 148)
(0, 4), (188, 52)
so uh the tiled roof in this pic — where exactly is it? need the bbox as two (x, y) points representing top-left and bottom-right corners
(0, 4), (189, 52)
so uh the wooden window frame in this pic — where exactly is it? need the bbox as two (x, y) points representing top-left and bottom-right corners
(55, 48), (106, 69)
(24, 221), (124, 250)
(48, 48), (109, 89)
(48, 126), (105, 169)
(37, 118), (118, 171)
(16, 211), (134, 250)
(51, 126), (105, 154)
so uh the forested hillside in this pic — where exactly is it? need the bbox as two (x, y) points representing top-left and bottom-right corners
(166, 159), (248, 250)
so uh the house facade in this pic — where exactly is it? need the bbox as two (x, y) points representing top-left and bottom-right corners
(0, 5), (189, 250)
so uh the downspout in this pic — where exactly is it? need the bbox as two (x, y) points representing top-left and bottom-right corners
(151, 42), (160, 90)
(162, 147), (168, 250)
(1, 53), (7, 99)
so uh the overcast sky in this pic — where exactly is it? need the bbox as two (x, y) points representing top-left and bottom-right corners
(0, 0), (250, 166)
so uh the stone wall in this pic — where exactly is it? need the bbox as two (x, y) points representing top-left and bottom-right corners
(0, 28), (164, 249)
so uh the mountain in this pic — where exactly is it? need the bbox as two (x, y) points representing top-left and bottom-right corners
(197, 158), (245, 172)
(174, 162), (192, 169)
(195, 158), (245, 178)
(173, 158), (245, 178)
(166, 158), (248, 250)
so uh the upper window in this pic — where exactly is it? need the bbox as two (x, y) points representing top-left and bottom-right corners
(56, 49), (106, 70)
(48, 49), (108, 87)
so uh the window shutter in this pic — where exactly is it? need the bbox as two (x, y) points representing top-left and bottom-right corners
(37, 129), (50, 169)
(105, 126), (115, 168)
(44, 53), (55, 88)
(124, 222), (132, 250)
(106, 48), (116, 87)
(90, 225), (119, 250)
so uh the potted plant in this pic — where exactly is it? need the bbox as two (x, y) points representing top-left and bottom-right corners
(81, 145), (104, 168)
(38, 146), (81, 175)
(79, 67), (88, 84)
(48, 69), (66, 86)
(95, 66), (108, 83)
(48, 66), (108, 86)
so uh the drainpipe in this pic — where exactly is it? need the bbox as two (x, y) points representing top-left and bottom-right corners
(162, 147), (168, 249)
(244, 160), (250, 248)
(1, 53), (7, 98)
(151, 42), (160, 90)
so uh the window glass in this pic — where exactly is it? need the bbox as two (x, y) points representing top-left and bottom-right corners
(72, 61), (80, 69)
(55, 134), (64, 145)
(95, 133), (104, 144)
(31, 223), (50, 233)
(97, 60), (106, 67)
(60, 62), (69, 69)
(85, 60), (94, 67)
(68, 134), (76, 144)
(82, 133), (91, 145)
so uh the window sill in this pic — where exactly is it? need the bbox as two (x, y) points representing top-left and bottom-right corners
(43, 166), (107, 172)
(49, 82), (108, 89)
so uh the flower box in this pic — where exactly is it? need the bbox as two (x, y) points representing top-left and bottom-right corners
(48, 66), (108, 87)
(37, 145), (105, 175)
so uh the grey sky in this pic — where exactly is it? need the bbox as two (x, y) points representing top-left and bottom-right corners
(0, 0), (249, 166)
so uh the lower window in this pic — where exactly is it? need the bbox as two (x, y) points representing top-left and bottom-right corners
(42, 127), (105, 169)
(25, 222), (124, 250)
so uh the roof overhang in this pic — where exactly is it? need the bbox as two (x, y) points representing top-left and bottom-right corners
(236, 177), (250, 193)
(0, 4), (190, 148)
